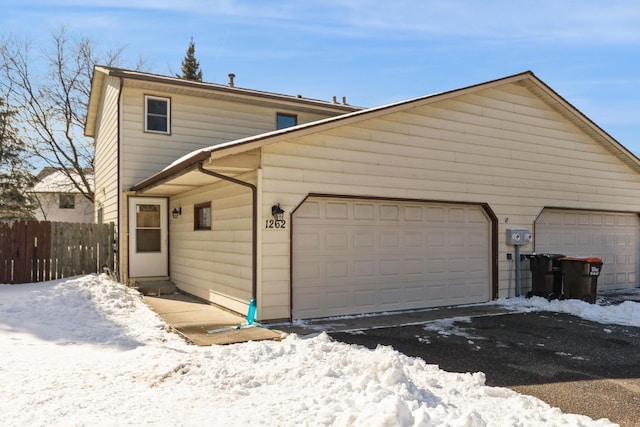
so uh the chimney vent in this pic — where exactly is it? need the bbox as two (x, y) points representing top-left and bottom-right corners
(332, 96), (337, 104)
(342, 96), (347, 105)
(228, 73), (236, 87)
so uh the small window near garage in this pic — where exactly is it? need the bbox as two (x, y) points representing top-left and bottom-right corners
(59, 194), (75, 209)
(276, 113), (297, 130)
(194, 202), (212, 230)
(145, 95), (170, 134)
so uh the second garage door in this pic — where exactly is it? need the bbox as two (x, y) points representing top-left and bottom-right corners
(292, 197), (492, 319)
(535, 209), (640, 291)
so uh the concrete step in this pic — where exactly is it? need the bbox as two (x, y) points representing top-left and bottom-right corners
(134, 280), (178, 296)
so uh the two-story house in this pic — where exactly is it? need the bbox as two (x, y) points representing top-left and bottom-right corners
(85, 67), (359, 308)
(86, 67), (640, 322)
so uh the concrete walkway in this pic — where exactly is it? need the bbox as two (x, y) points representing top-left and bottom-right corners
(144, 293), (284, 345)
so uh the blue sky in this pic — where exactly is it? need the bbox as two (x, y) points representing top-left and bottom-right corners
(3, 1), (640, 154)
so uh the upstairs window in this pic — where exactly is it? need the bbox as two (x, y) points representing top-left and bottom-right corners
(59, 194), (75, 209)
(145, 95), (170, 134)
(276, 113), (297, 130)
(194, 202), (211, 230)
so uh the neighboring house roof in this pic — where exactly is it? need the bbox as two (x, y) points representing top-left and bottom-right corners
(131, 71), (640, 196)
(30, 169), (94, 194)
(85, 66), (362, 137)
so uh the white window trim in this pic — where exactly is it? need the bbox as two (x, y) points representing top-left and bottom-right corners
(144, 95), (171, 134)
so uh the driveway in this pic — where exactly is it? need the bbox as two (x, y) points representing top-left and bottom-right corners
(280, 293), (640, 426)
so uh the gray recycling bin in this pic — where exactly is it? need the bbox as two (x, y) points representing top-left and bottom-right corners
(527, 253), (564, 300)
(558, 257), (603, 304)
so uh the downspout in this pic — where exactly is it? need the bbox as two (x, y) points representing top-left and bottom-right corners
(116, 76), (124, 279)
(197, 162), (258, 302)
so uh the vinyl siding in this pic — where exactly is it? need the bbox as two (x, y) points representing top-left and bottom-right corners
(93, 76), (120, 226)
(120, 85), (337, 189)
(169, 172), (255, 315)
(117, 82), (342, 280)
(259, 81), (640, 314)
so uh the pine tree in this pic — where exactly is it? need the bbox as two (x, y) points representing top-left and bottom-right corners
(0, 98), (36, 220)
(178, 38), (203, 82)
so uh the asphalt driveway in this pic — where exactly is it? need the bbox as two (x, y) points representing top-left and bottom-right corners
(280, 291), (640, 426)
(330, 311), (640, 426)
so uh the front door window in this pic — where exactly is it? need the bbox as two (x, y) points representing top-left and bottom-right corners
(136, 204), (161, 253)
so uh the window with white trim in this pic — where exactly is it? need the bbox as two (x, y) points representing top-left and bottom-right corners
(145, 95), (170, 134)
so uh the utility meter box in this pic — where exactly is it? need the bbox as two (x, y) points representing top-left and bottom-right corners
(506, 228), (533, 246)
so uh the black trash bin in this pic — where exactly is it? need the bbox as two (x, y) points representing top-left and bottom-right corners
(558, 257), (603, 303)
(527, 253), (564, 300)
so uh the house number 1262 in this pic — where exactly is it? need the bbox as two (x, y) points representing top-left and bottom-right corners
(265, 219), (286, 229)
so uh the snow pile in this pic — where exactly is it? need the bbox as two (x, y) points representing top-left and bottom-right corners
(496, 295), (640, 328)
(0, 275), (619, 426)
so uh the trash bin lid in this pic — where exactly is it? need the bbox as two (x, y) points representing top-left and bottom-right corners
(541, 253), (565, 259)
(527, 253), (564, 259)
(558, 256), (603, 264)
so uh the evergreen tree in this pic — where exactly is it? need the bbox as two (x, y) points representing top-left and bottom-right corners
(0, 98), (35, 220)
(178, 37), (203, 82)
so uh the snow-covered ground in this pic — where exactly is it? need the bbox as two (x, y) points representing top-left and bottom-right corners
(1, 275), (635, 426)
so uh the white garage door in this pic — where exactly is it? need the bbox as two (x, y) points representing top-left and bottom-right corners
(535, 209), (640, 291)
(292, 197), (492, 319)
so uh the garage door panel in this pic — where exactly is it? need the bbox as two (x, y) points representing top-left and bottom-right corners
(292, 197), (491, 318)
(405, 259), (425, 275)
(327, 201), (349, 219)
(296, 261), (322, 281)
(381, 289), (400, 304)
(424, 205), (441, 220)
(326, 261), (348, 279)
(406, 286), (424, 302)
(535, 209), (640, 292)
(327, 291), (349, 311)
(354, 203), (374, 219)
(354, 289), (376, 307)
(469, 257), (488, 273)
(294, 231), (320, 249)
(380, 259), (400, 276)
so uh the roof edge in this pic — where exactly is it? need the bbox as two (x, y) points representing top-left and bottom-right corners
(94, 65), (362, 113)
(131, 70), (640, 192)
(130, 150), (212, 192)
(521, 74), (640, 169)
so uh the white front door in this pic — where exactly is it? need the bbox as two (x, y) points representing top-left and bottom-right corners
(128, 197), (168, 278)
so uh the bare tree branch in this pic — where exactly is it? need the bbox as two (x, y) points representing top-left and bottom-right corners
(0, 27), (126, 204)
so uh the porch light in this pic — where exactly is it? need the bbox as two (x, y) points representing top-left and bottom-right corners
(172, 207), (182, 218)
(271, 204), (285, 221)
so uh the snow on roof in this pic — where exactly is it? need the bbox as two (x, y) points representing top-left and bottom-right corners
(30, 170), (94, 193)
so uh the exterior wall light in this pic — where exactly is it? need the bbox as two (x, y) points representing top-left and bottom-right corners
(271, 204), (285, 221)
(172, 207), (182, 218)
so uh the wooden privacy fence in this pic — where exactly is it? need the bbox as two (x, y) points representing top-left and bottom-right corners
(0, 221), (115, 284)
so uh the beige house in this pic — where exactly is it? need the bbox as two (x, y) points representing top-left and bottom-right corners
(86, 67), (640, 321)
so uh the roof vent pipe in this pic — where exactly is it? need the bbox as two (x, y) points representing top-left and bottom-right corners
(342, 96), (347, 105)
(332, 96), (337, 104)
(228, 73), (235, 87)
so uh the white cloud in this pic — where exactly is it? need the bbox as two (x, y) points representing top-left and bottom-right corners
(10, 0), (640, 45)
